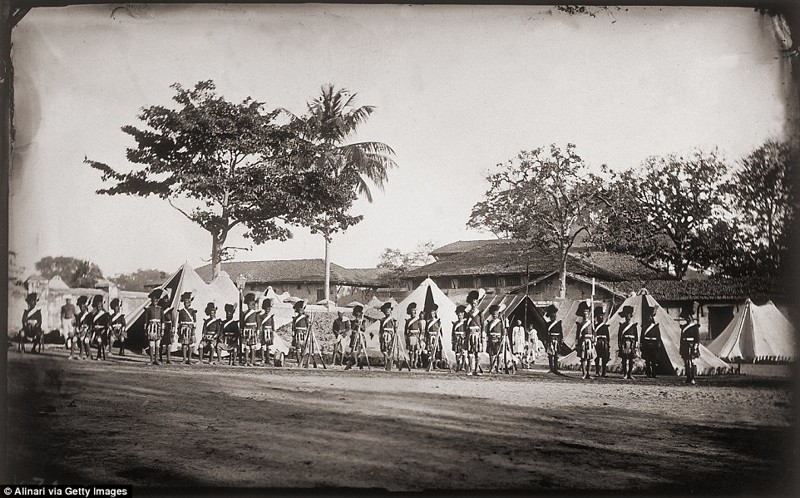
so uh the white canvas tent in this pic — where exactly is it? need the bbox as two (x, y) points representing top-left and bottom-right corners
(125, 263), (234, 352)
(365, 278), (458, 364)
(208, 271), (240, 307)
(559, 289), (732, 375)
(708, 299), (795, 363)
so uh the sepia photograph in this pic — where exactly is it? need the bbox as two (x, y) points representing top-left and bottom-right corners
(3, 2), (799, 495)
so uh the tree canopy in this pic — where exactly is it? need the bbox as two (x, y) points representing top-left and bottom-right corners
(34, 256), (104, 288)
(86, 81), (363, 278)
(468, 144), (607, 298)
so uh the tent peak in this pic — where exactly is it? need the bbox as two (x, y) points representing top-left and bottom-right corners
(637, 288), (650, 295)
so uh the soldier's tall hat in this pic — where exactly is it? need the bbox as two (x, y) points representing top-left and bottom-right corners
(380, 302), (392, 312)
(618, 305), (635, 317)
(205, 302), (217, 313)
(455, 304), (466, 314)
(224, 303), (236, 313)
(488, 304), (500, 314)
(576, 300), (591, 316)
(110, 298), (120, 309)
(26, 292), (38, 302)
(293, 300), (305, 311)
(244, 292), (256, 304)
(679, 305), (694, 320)
(406, 302), (417, 313)
(181, 291), (194, 302)
(352, 305), (364, 315)
(544, 303), (558, 317)
(77, 295), (89, 306)
(148, 288), (162, 300)
(91, 294), (104, 306)
(594, 305), (605, 319)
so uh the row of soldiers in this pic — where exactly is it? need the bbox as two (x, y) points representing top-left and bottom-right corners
(17, 292), (126, 360)
(543, 299), (702, 384)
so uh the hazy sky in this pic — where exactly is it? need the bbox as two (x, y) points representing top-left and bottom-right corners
(10, 4), (789, 278)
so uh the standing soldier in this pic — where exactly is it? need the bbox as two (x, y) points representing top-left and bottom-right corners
(259, 298), (276, 366)
(90, 295), (110, 361)
(178, 292), (197, 365)
(425, 304), (447, 372)
(641, 306), (663, 378)
(575, 301), (595, 379)
(465, 289), (485, 376)
(378, 302), (398, 370)
(144, 289), (164, 365)
(593, 306), (610, 377)
(109, 298), (126, 356)
(241, 293), (261, 367)
(291, 301), (309, 364)
(221, 303), (240, 366)
(617, 305), (638, 380)
(543, 304), (562, 374)
(331, 311), (349, 366)
(679, 306), (701, 385)
(60, 295), (76, 349)
(159, 292), (175, 365)
(21, 292), (43, 354)
(404, 303), (423, 369)
(452, 305), (468, 372)
(78, 295), (94, 360)
(344, 305), (369, 370)
(199, 302), (221, 364)
(485, 304), (506, 374)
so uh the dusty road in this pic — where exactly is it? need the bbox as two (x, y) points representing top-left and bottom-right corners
(5, 349), (796, 495)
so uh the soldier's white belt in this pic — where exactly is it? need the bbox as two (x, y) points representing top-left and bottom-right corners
(684, 338), (696, 341)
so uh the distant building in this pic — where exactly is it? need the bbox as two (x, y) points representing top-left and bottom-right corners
(405, 239), (667, 304)
(195, 259), (395, 306)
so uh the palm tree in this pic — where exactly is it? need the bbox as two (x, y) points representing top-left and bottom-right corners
(291, 84), (397, 302)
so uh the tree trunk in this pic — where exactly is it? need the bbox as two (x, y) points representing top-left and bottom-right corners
(559, 254), (567, 300)
(211, 233), (223, 280)
(324, 237), (331, 304)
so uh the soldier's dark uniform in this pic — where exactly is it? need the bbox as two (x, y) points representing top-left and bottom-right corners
(222, 305), (240, 366)
(78, 299), (94, 359)
(331, 314), (348, 365)
(618, 307), (638, 380)
(200, 303), (221, 363)
(641, 312), (663, 378)
(144, 291), (164, 365)
(109, 299), (127, 356)
(544, 304), (563, 373)
(404, 306), (424, 368)
(159, 296), (174, 364)
(379, 313), (396, 356)
(242, 307), (261, 366)
(485, 314), (505, 358)
(344, 307), (369, 370)
(178, 302), (197, 347)
(90, 295), (110, 361)
(452, 306), (468, 372)
(260, 305), (276, 365)
(593, 307), (610, 377)
(679, 309), (701, 384)
(425, 308), (444, 371)
(291, 303), (309, 361)
(21, 293), (43, 354)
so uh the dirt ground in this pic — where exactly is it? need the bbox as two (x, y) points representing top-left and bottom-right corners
(5, 347), (797, 495)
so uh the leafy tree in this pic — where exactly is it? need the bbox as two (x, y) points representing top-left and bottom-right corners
(721, 140), (798, 275)
(378, 242), (434, 286)
(288, 84), (397, 300)
(85, 81), (360, 279)
(597, 149), (728, 278)
(34, 256), (104, 288)
(468, 144), (607, 299)
(110, 268), (170, 292)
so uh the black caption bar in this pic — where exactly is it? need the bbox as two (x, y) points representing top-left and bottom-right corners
(2, 486), (131, 498)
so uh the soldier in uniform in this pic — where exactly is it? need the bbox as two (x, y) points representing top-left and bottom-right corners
(378, 302), (398, 370)
(177, 292), (197, 365)
(259, 298), (276, 366)
(641, 305), (663, 378)
(404, 303), (424, 368)
(425, 304), (448, 372)
(593, 306), (610, 377)
(20, 292), (43, 354)
(90, 294), (110, 361)
(109, 298), (126, 356)
(344, 305), (369, 370)
(144, 289), (164, 365)
(485, 304), (506, 374)
(617, 305), (638, 380)
(159, 292), (175, 364)
(575, 301), (595, 379)
(543, 304), (563, 374)
(221, 304), (240, 366)
(465, 289), (485, 376)
(291, 300), (309, 364)
(241, 293), (261, 367)
(199, 302), (221, 364)
(331, 311), (349, 366)
(451, 305), (468, 372)
(78, 295), (94, 360)
(679, 306), (701, 385)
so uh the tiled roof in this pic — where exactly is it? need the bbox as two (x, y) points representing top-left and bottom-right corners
(603, 277), (789, 302)
(407, 240), (665, 282)
(430, 239), (505, 257)
(195, 260), (391, 287)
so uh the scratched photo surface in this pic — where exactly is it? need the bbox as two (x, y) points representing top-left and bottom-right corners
(6, 3), (797, 493)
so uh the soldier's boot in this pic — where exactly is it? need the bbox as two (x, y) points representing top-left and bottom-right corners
(690, 364), (697, 384)
(601, 362), (607, 377)
(627, 360), (634, 379)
